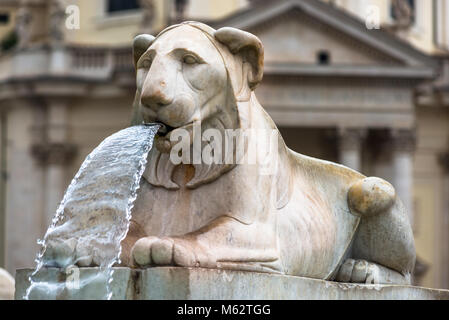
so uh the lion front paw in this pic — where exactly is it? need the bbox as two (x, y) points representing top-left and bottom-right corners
(131, 236), (216, 268)
(335, 259), (381, 284)
(335, 259), (411, 285)
(43, 238), (103, 268)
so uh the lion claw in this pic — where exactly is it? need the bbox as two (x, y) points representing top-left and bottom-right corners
(131, 236), (215, 268)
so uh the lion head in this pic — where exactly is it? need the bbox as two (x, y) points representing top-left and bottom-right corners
(131, 21), (266, 189)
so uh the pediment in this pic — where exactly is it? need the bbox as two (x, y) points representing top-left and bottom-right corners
(250, 10), (400, 66)
(212, 0), (436, 71)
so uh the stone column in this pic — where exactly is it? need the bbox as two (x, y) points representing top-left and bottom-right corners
(337, 129), (366, 172)
(5, 101), (46, 274)
(45, 144), (76, 223)
(391, 129), (416, 227)
(31, 101), (76, 225)
(46, 102), (68, 224)
(439, 152), (449, 289)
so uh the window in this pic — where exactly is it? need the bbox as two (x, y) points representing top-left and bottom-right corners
(0, 13), (9, 24)
(317, 50), (330, 65)
(391, 0), (415, 24)
(107, 0), (140, 13)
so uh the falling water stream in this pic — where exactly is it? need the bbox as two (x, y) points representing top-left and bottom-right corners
(24, 124), (160, 300)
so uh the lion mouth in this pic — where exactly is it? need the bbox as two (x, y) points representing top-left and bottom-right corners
(155, 121), (195, 139)
(153, 121), (193, 154)
(156, 122), (176, 137)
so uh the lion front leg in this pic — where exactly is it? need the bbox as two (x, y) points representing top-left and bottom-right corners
(131, 216), (280, 272)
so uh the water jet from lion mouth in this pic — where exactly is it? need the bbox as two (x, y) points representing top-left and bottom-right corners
(24, 124), (160, 300)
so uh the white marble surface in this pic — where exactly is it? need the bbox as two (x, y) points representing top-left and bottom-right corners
(15, 267), (449, 300)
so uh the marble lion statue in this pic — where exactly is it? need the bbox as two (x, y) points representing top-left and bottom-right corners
(122, 21), (415, 285)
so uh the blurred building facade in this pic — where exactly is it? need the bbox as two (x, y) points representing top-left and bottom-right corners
(0, 0), (448, 289)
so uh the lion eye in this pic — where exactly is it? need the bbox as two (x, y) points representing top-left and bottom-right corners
(140, 59), (152, 69)
(183, 55), (198, 65)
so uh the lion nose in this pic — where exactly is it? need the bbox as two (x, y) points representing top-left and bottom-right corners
(140, 80), (174, 111)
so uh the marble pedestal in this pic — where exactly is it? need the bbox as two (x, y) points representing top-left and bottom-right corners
(15, 267), (449, 300)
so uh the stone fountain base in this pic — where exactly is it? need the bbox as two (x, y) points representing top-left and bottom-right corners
(15, 267), (449, 300)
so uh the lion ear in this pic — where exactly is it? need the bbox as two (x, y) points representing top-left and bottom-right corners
(133, 34), (155, 69)
(214, 27), (264, 90)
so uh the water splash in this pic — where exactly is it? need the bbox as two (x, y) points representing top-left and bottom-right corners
(24, 124), (160, 300)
